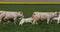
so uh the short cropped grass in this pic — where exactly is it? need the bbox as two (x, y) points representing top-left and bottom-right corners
(0, 4), (60, 32)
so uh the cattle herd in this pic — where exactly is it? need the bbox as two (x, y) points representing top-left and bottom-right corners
(0, 11), (60, 26)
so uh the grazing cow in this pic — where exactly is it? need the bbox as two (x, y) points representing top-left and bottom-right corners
(32, 12), (58, 24)
(19, 17), (33, 25)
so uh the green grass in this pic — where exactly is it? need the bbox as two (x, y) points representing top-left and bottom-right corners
(0, 4), (60, 32)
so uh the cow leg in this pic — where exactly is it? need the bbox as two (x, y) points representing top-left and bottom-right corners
(50, 18), (53, 24)
(32, 20), (36, 24)
(50, 20), (52, 23)
(0, 17), (2, 23)
(32, 20), (38, 24)
(6, 21), (10, 24)
(31, 21), (38, 24)
(13, 17), (17, 24)
(0, 20), (1, 23)
(35, 22), (38, 24)
(47, 18), (50, 24)
(19, 21), (24, 25)
(57, 18), (60, 24)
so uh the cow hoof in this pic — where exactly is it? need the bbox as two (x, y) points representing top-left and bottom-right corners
(36, 23), (38, 24)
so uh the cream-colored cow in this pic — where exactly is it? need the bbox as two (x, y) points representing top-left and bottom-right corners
(32, 12), (58, 24)
(0, 11), (24, 24)
(3, 11), (24, 24)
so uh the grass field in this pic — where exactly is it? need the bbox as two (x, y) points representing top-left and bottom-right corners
(0, 4), (60, 32)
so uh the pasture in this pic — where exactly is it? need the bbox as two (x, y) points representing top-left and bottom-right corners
(0, 4), (60, 32)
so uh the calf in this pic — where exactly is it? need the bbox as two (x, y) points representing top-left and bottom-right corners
(19, 17), (33, 25)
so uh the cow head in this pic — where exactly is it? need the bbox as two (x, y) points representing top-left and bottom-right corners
(17, 11), (24, 19)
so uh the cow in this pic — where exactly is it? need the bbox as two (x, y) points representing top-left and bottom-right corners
(0, 11), (24, 24)
(32, 12), (58, 24)
(19, 17), (33, 25)
(3, 11), (24, 24)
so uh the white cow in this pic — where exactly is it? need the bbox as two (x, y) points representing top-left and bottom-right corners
(32, 12), (58, 24)
(3, 11), (24, 24)
(0, 11), (24, 24)
(19, 17), (33, 25)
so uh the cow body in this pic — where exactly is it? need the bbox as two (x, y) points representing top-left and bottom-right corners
(32, 12), (58, 24)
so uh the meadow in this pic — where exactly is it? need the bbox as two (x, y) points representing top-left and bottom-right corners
(0, 4), (60, 32)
